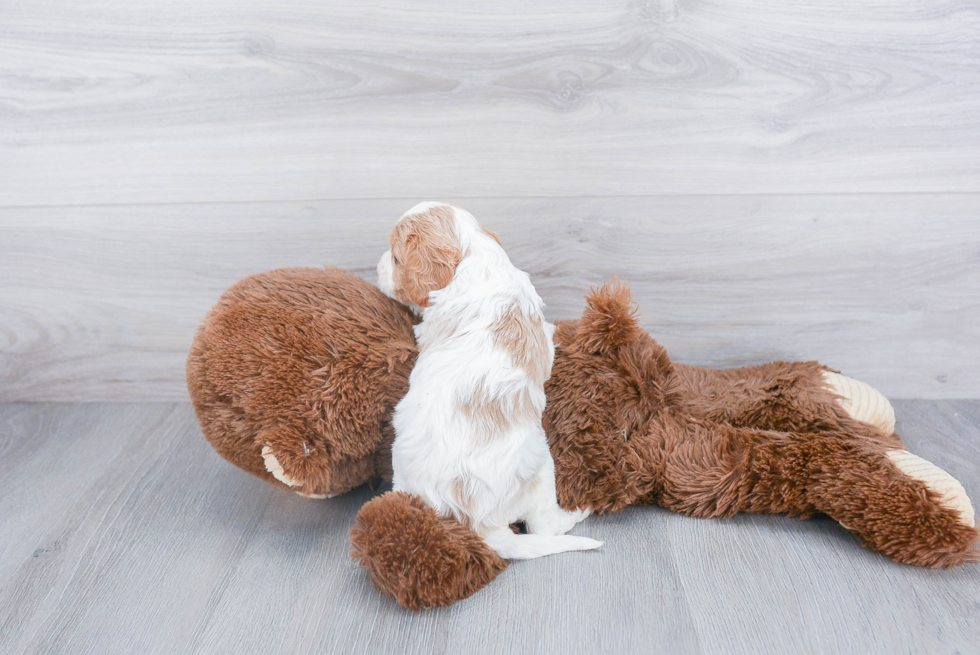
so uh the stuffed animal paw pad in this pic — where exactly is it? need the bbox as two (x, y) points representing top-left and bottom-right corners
(887, 450), (976, 527)
(261, 446), (302, 488)
(822, 371), (896, 434)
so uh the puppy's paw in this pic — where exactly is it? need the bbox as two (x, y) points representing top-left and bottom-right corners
(556, 507), (592, 533)
(567, 507), (592, 523)
(528, 507), (592, 536)
(261, 446), (302, 488)
(887, 450), (975, 528)
(822, 371), (896, 434)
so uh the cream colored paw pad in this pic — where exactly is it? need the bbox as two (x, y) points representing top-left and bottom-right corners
(822, 371), (896, 434)
(261, 446), (301, 488)
(887, 450), (976, 527)
(297, 492), (330, 499)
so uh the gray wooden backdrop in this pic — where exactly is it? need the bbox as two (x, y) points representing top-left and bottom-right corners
(2, 0), (979, 401)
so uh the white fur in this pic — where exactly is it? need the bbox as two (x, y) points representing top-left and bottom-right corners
(377, 203), (602, 559)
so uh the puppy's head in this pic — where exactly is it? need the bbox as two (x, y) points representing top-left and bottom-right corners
(377, 202), (464, 309)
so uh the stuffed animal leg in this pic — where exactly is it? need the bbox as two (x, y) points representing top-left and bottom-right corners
(548, 282), (977, 565)
(670, 352), (975, 566)
(674, 361), (898, 440)
(644, 414), (978, 569)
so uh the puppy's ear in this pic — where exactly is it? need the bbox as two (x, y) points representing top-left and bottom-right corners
(481, 226), (502, 246)
(392, 210), (463, 307)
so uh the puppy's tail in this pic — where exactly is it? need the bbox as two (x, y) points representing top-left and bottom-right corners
(482, 529), (602, 560)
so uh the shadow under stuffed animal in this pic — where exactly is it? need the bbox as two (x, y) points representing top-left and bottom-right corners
(187, 266), (978, 610)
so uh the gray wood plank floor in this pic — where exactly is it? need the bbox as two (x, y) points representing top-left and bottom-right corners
(1, 400), (977, 655)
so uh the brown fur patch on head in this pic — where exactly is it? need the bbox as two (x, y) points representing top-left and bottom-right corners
(390, 205), (462, 307)
(576, 278), (643, 354)
(493, 306), (552, 384)
(350, 491), (508, 610)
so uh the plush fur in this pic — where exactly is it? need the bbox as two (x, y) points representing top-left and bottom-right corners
(186, 266), (416, 498)
(187, 267), (979, 610)
(376, 202), (600, 559)
(544, 287), (978, 568)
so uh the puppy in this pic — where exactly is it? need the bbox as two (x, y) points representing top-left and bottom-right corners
(376, 202), (601, 559)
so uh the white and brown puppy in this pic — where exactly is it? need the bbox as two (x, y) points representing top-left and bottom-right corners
(377, 202), (601, 559)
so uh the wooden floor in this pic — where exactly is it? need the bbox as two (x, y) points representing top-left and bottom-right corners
(1, 400), (977, 654)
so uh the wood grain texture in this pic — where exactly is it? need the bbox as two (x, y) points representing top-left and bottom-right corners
(0, 403), (276, 654)
(2, 0), (980, 205)
(2, 195), (978, 401)
(0, 401), (977, 654)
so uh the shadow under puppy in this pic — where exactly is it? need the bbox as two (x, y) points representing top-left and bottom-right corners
(376, 201), (601, 558)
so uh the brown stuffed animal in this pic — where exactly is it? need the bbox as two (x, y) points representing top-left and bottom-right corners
(187, 266), (979, 610)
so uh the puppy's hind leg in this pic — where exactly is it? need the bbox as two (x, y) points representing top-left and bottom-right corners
(522, 461), (593, 536)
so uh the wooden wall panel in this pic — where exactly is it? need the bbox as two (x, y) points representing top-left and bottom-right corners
(1, 0), (978, 399)
(2, 0), (979, 205)
(1, 195), (977, 400)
